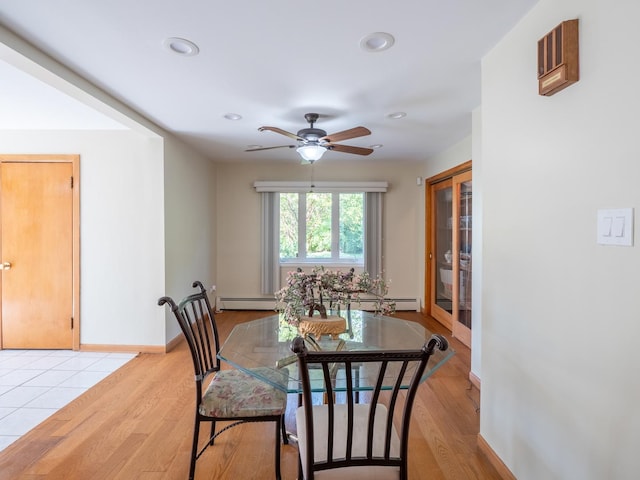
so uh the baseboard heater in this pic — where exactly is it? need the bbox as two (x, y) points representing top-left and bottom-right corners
(216, 297), (419, 312)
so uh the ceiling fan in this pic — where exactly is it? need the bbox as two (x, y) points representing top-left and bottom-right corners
(246, 113), (374, 163)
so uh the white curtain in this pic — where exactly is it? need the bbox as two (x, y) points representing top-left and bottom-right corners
(364, 192), (383, 277)
(261, 192), (280, 295)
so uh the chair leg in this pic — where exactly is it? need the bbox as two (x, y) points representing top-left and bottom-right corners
(354, 365), (360, 403)
(209, 420), (216, 446)
(274, 419), (282, 480)
(298, 450), (304, 480)
(189, 416), (200, 480)
(280, 414), (288, 445)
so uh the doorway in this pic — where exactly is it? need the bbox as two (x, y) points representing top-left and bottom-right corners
(0, 154), (80, 349)
(425, 161), (472, 348)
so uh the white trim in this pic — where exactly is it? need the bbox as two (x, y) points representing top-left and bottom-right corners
(254, 181), (388, 193)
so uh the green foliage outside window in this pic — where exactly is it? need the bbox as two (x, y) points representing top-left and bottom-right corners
(306, 193), (331, 258)
(280, 193), (298, 258)
(339, 193), (363, 259)
(279, 192), (364, 261)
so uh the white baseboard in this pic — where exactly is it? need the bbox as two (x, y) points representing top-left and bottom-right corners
(217, 297), (275, 310)
(216, 297), (419, 311)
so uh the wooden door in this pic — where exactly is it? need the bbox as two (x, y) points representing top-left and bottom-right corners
(0, 157), (79, 349)
(451, 170), (472, 347)
(425, 161), (472, 346)
(427, 178), (454, 330)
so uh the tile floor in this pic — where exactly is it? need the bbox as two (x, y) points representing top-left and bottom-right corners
(0, 348), (137, 452)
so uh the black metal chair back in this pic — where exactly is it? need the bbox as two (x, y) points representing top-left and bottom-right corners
(291, 334), (448, 480)
(159, 281), (287, 480)
(178, 281), (221, 384)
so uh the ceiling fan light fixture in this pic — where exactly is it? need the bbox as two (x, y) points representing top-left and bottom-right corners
(297, 144), (327, 162)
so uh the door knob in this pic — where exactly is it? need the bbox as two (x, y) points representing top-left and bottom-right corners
(2, 262), (11, 270)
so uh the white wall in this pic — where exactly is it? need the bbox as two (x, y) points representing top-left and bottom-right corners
(0, 130), (167, 347)
(1, 130), (217, 349)
(471, 107), (483, 382)
(162, 136), (217, 343)
(482, 1), (640, 478)
(423, 136), (472, 180)
(214, 160), (424, 306)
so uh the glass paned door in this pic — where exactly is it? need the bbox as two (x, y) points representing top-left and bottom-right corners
(430, 179), (453, 329)
(452, 171), (472, 347)
(427, 167), (472, 348)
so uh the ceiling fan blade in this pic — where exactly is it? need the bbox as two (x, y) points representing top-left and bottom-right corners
(245, 145), (296, 152)
(321, 126), (371, 143)
(327, 143), (374, 156)
(258, 126), (303, 141)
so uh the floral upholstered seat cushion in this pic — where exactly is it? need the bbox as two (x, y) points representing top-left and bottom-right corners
(199, 367), (287, 418)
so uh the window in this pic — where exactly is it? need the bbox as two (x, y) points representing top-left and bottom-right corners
(279, 192), (364, 263)
(254, 181), (387, 293)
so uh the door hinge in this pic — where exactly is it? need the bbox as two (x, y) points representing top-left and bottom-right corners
(70, 176), (74, 188)
(71, 317), (74, 329)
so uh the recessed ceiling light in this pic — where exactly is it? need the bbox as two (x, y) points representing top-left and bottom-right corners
(163, 37), (200, 56)
(387, 112), (406, 119)
(360, 32), (395, 52)
(224, 113), (242, 121)
(370, 144), (384, 149)
(247, 144), (262, 149)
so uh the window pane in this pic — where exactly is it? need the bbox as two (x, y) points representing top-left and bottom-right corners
(339, 193), (364, 260)
(279, 193), (298, 259)
(306, 192), (331, 259)
(278, 191), (365, 264)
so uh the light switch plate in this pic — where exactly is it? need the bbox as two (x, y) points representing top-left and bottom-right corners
(597, 208), (634, 246)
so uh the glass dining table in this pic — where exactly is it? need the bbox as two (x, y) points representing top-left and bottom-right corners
(217, 310), (455, 394)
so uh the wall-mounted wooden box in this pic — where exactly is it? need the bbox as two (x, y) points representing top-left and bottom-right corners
(538, 19), (579, 96)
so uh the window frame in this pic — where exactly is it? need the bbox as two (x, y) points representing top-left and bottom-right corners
(280, 191), (364, 265)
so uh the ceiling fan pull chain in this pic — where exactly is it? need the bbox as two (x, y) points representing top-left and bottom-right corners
(309, 163), (315, 190)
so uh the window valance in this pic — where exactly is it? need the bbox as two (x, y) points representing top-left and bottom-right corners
(253, 181), (388, 193)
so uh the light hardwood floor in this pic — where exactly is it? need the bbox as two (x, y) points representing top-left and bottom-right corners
(0, 311), (502, 479)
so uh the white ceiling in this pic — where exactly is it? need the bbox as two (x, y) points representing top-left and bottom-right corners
(0, 0), (538, 164)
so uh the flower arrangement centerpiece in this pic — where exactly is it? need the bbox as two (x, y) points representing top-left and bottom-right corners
(275, 266), (396, 327)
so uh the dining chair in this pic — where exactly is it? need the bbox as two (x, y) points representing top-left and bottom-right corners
(291, 334), (449, 480)
(158, 281), (288, 480)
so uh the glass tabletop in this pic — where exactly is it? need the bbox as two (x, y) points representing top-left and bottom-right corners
(218, 310), (455, 394)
